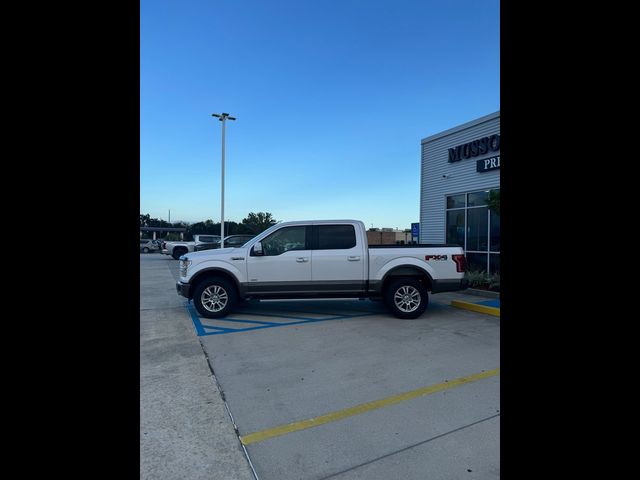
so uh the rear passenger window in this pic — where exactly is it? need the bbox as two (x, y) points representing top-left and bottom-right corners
(317, 225), (356, 250)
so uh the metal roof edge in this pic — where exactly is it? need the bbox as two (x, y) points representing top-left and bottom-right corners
(420, 110), (500, 144)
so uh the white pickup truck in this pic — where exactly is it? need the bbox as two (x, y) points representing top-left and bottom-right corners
(162, 234), (221, 260)
(176, 220), (468, 319)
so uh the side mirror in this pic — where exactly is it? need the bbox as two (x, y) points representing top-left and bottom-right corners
(252, 241), (264, 256)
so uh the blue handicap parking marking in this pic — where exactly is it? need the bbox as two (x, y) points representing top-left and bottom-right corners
(185, 300), (382, 337)
(476, 299), (500, 308)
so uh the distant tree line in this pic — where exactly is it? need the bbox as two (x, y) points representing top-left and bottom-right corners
(140, 212), (277, 240)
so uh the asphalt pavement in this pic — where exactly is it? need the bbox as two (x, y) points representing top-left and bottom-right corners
(140, 254), (255, 480)
(140, 252), (500, 479)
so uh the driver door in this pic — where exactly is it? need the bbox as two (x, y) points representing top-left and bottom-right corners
(246, 225), (312, 294)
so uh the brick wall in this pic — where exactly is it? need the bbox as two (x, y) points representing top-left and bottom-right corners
(367, 231), (397, 245)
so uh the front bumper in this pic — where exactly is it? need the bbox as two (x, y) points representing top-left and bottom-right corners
(176, 282), (191, 298)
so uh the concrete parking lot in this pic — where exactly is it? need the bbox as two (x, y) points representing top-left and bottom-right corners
(141, 253), (500, 480)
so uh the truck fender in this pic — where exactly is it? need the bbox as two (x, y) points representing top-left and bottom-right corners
(374, 256), (436, 284)
(188, 260), (245, 297)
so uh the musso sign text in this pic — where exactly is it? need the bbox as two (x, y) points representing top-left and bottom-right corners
(448, 134), (500, 163)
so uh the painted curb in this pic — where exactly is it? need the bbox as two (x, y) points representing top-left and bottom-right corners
(451, 299), (500, 317)
(465, 288), (500, 299)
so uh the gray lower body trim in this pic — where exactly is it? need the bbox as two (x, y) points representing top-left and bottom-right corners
(368, 280), (382, 295)
(431, 278), (469, 293)
(242, 280), (366, 297)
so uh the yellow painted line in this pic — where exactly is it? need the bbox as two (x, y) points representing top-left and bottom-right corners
(451, 300), (500, 317)
(239, 368), (500, 446)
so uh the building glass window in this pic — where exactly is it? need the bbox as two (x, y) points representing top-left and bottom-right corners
(489, 253), (500, 274)
(445, 188), (500, 274)
(467, 207), (489, 251)
(490, 210), (500, 252)
(466, 252), (488, 273)
(446, 194), (465, 209)
(446, 210), (465, 247)
(468, 191), (488, 207)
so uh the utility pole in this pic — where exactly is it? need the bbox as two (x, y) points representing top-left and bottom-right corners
(211, 112), (236, 248)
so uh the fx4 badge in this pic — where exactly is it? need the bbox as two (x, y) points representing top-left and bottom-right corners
(425, 255), (448, 261)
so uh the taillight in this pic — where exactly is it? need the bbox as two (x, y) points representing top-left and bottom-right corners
(452, 254), (466, 272)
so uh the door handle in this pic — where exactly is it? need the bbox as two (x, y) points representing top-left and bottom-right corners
(296, 257), (308, 262)
(347, 256), (360, 261)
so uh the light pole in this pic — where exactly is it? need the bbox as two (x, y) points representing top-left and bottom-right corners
(212, 112), (236, 248)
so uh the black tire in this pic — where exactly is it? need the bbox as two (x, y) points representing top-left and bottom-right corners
(142, 247), (150, 253)
(384, 277), (428, 319)
(172, 247), (187, 260)
(193, 277), (237, 318)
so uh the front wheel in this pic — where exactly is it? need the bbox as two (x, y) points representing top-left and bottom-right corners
(384, 278), (428, 319)
(193, 277), (237, 318)
(142, 247), (150, 253)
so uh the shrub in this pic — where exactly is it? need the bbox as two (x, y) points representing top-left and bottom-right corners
(487, 273), (500, 291)
(465, 270), (487, 288)
(464, 270), (500, 291)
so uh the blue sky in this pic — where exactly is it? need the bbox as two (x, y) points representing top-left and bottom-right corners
(140, 0), (499, 229)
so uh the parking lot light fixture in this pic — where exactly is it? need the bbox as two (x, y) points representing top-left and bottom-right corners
(212, 112), (236, 248)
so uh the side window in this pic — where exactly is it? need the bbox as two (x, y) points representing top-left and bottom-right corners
(230, 237), (246, 246)
(261, 226), (307, 256)
(317, 225), (356, 250)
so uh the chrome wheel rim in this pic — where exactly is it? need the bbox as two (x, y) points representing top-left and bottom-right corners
(394, 286), (421, 313)
(201, 285), (228, 312)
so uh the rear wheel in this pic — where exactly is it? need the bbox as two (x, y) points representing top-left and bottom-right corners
(193, 277), (237, 318)
(384, 277), (428, 319)
(142, 247), (149, 253)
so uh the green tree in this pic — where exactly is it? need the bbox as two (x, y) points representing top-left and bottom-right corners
(141, 212), (277, 238)
(139, 213), (175, 228)
(224, 221), (247, 235)
(241, 212), (277, 234)
(140, 213), (151, 227)
(187, 219), (219, 238)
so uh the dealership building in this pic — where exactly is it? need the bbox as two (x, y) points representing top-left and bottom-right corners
(419, 111), (500, 274)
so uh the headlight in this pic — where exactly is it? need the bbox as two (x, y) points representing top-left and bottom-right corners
(179, 258), (192, 277)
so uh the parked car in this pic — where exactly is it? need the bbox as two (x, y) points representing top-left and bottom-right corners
(140, 239), (160, 253)
(194, 234), (255, 251)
